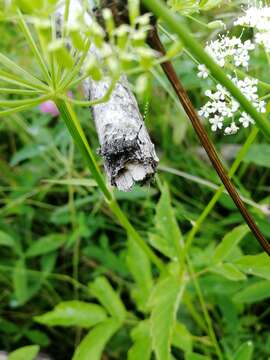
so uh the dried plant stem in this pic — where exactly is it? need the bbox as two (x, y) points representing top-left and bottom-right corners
(148, 27), (270, 255)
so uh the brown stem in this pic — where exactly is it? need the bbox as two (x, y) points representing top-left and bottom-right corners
(148, 27), (270, 255)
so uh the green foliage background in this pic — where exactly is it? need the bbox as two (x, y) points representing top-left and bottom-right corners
(0, 1), (270, 359)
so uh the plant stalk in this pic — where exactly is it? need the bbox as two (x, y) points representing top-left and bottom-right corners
(142, 0), (270, 139)
(147, 27), (270, 255)
(56, 99), (165, 272)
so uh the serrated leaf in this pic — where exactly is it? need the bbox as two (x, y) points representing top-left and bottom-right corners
(34, 301), (107, 327)
(213, 225), (249, 263)
(149, 275), (184, 360)
(233, 280), (270, 304)
(234, 253), (270, 280)
(88, 277), (126, 322)
(8, 345), (40, 360)
(233, 341), (254, 360)
(26, 234), (66, 257)
(149, 185), (182, 260)
(210, 263), (246, 281)
(126, 237), (153, 312)
(72, 318), (120, 360)
(128, 321), (152, 360)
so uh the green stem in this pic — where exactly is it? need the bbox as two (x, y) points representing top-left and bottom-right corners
(62, 77), (118, 107)
(59, 40), (91, 91)
(108, 198), (165, 271)
(0, 52), (47, 90)
(0, 99), (49, 117)
(184, 127), (259, 253)
(56, 99), (165, 272)
(142, 0), (270, 139)
(186, 256), (223, 360)
(0, 88), (43, 95)
(0, 96), (50, 108)
(17, 10), (51, 85)
(56, 99), (111, 199)
(0, 70), (48, 91)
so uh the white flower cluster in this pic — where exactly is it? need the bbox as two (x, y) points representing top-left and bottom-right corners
(199, 36), (255, 71)
(196, 10), (268, 136)
(234, 2), (270, 51)
(198, 76), (265, 135)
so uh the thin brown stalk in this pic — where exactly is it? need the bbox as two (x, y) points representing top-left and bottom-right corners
(148, 27), (270, 255)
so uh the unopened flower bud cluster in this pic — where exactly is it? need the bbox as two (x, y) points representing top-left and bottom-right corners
(64, 5), (156, 83)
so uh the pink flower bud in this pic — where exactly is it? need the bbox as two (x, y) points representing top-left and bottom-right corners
(40, 100), (59, 117)
(39, 91), (73, 118)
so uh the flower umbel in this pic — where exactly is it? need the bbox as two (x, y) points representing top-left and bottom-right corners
(197, 21), (266, 135)
(235, 2), (270, 51)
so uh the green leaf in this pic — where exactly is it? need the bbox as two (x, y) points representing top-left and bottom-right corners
(8, 345), (40, 360)
(235, 253), (270, 280)
(233, 341), (254, 360)
(212, 225), (249, 263)
(128, 321), (152, 360)
(10, 144), (48, 166)
(13, 258), (28, 306)
(149, 184), (182, 260)
(0, 230), (15, 248)
(148, 275), (184, 360)
(172, 322), (192, 353)
(88, 277), (126, 322)
(233, 280), (270, 304)
(210, 263), (246, 281)
(84, 239), (128, 277)
(26, 234), (66, 257)
(243, 144), (270, 168)
(126, 237), (153, 312)
(34, 301), (107, 328)
(72, 318), (120, 360)
(25, 329), (50, 347)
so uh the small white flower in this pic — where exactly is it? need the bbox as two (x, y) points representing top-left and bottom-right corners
(224, 122), (239, 135)
(198, 11), (266, 136)
(205, 35), (255, 69)
(257, 100), (266, 113)
(239, 112), (254, 128)
(209, 115), (223, 131)
(198, 64), (209, 79)
(235, 4), (270, 51)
